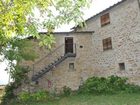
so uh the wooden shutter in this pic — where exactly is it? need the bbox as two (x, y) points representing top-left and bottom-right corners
(101, 13), (110, 27)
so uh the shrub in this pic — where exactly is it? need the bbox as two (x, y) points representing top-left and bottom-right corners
(18, 90), (49, 102)
(79, 76), (112, 94)
(1, 83), (16, 105)
(18, 91), (31, 102)
(124, 84), (140, 93)
(1, 67), (31, 105)
(78, 75), (140, 94)
(62, 86), (72, 96)
(31, 90), (49, 101)
(107, 75), (127, 91)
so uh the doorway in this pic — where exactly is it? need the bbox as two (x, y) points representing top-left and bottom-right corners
(65, 37), (73, 54)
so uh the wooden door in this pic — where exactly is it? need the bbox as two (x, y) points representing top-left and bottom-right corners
(65, 37), (73, 54)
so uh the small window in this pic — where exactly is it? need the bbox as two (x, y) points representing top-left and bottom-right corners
(80, 45), (83, 48)
(119, 63), (125, 70)
(35, 81), (39, 85)
(69, 63), (74, 70)
(101, 13), (110, 27)
(103, 37), (112, 51)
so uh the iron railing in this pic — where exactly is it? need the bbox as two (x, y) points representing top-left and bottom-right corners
(32, 43), (76, 77)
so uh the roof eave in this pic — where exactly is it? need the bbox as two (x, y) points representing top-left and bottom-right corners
(71, 0), (127, 30)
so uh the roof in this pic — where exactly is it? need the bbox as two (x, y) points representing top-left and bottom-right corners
(27, 31), (94, 39)
(39, 31), (94, 34)
(72, 0), (127, 30)
(31, 0), (127, 36)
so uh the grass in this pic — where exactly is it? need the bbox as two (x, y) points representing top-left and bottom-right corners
(13, 93), (140, 105)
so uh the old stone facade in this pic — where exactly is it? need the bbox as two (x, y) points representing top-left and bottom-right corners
(76, 0), (140, 85)
(21, 0), (140, 92)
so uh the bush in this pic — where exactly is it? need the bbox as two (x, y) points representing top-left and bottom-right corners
(1, 83), (16, 105)
(78, 76), (111, 94)
(18, 92), (31, 102)
(62, 86), (72, 96)
(124, 84), (140, 93)
(1, 66), (30, 105)
(78, 75), (140, 94)
(19, 90), (49, 102)
(31, 90), (49, 101)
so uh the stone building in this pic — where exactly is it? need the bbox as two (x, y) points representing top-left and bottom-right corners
(22, 0), (140, 92)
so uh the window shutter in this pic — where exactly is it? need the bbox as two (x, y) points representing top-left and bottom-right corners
(101, 13), (110, 26)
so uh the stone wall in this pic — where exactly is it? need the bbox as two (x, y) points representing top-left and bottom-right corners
(77, 0), (140, 85)
(33, 33), (93, 92)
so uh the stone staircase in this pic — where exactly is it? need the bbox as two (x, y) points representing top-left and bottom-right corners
(32, 44), (76, 82)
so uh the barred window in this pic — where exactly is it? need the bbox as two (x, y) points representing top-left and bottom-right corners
(119, 63), (125, 70)
(101, 13), (110, 27)
(103, 37), (112, 51)
(35, 81), (39, 85)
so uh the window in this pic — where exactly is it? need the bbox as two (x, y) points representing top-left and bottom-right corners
(101, 13), (110, 27)
(80, 45), (83, 48)
(103, 37), (112, 51)
(119, 63), (125, 70)
(69, 63), (74, 70)
(35, 81), (39, 85)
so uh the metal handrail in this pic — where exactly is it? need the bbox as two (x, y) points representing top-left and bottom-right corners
(32, 43), (65, 75)
(33, 43), (65, 65)
(33, 43), (77, 65)
(32, 43), (76, 76)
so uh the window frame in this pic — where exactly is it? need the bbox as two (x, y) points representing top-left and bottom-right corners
(119, 63), (125, 70)
(69, 63), (75, 71)
(102, 37), (112, 51)
(100, 13), (110, 27)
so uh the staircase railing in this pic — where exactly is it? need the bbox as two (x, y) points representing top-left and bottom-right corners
(32, 43), (76, 77)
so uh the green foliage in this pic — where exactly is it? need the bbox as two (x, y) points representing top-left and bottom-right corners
(0, 0), (90, 47)
(3, 39), (38, 62)
(0, 1), (90, 105)
(19, 90), (49, 102)
(1, 83), (16, 105)
(1, 90), (49, 105)
(18, 92), (31, 102)
(124, 84), (140, 93)
(78, 75), (140, 94)
(39, 34), (55, 48)
(5, 93), (140, 105)
(31, 90), (49, 101)
(1, 38), (38, 104)
(62, 86), (72, 96)
(11, 66), (30, 86)
(0, 0), (90, 101)
(1, 66), (30, 105)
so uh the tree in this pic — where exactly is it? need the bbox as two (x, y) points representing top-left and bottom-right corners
(0, 0), (90, 84)
(0, 0), (90, 48)
(0, 1), (90, 102)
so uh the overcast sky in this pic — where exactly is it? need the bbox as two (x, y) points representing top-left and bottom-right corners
(0, 0), (122, 85)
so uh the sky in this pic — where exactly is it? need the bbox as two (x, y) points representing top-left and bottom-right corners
(0, 0), (122, 85)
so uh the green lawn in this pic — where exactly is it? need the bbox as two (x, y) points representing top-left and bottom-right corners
(14, 93), (140, 105)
